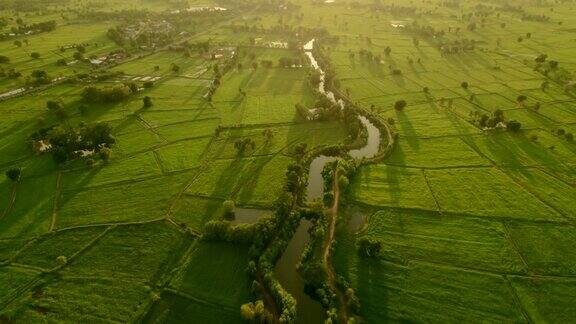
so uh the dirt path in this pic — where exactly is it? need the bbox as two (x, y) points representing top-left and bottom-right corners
(323, 167), (348, 323)
(49, 171), (62, 231)
(0, 183), (17, 221)
(257, 270), (280, 323)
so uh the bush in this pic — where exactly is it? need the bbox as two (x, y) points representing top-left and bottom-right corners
(394, 100), (407, 111)
(506, 120), (522, 132)
(56, 255), (68, 266)
(517, 95), (527, 103)
(0, 55), (9, 63)
(46, 100), (63, 111)
(30, 52), (41, 59)
(461, 81), (469, 89)
(143, 96), (152, 108)
(222, 200), (235, 219)
(357, 237), (382, 258)
(82, 85), (132, 103)
(5, 168), (21, 182)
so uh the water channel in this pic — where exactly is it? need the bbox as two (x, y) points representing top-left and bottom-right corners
(274, 39), (382, 323)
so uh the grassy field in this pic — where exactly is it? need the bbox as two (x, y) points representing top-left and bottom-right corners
(0, 0), (575, 322)
(301, 0), (576, 321)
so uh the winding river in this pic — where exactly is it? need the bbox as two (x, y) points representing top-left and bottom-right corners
(274, 39), (381, 323)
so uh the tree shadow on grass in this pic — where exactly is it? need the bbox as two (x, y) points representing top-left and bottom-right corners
(233, 143), (274, 206)
(394, 110), (420, 150)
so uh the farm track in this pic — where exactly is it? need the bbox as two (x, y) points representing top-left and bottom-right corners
(460, 138), (574, 222)
(421, 169), (443, 213)
(504, 275), (534, 323)
(351, 200), (571, 226)
(49, 171), (63, 231)
(324, 168), (349, 322)
(0, 183), (17, 221)
(502, 222), (532, 274)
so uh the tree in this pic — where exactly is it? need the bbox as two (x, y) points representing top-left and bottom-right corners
(461, 81), (469, 89)
(0, 55), (9, 64)
(222, 200), (235, 219)
(46, 100), (63, 111)
(240, 303), (256, 321)
(506, 120), (522, 132)
(100, 147), (111, 162)
(30, 52), (41, 59)
(263, 129), (274, 142)
(516, 95), (527, 104)
(535, 54), (547, 63)
(78, 105), (89, 115)
(143, 96), (152, 108)
(566, 133), (574, 142)
(358, 238), (382, 257)
(394, 100), (407, 111)
(5, 168), (21, 182)
(13, 40), (22, 47)
(56, 255), (68, 266)
(549, 60), (559, 69)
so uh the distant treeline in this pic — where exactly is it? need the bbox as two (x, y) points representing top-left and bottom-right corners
(0, 20), (56, 40)
(0, 0), (68, 11)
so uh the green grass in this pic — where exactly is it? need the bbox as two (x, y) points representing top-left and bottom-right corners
(0, 174), (57, 239)
(170, 195), (222, 231)
(184, 155), (291, 207)
(508, 222), (576, 276)
(385, 136), (491, 168)
(361, 208), (526, 273)
(170, 241), (251, 308)
(425, 167), (563, 220)
(64, 221), (192, 281)
(57, 171), (195, 227)
(14, 227), (106, 270)
(4, 276), (151, 323)
(334, 249), (526, 323)
(349, 164), (438, 210)
(510, 276), (576, 323)
(0, 267), (38, 307)
(144, 290), (243, 324)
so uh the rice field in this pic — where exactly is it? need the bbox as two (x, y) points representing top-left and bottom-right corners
(1, 0), (575, 322)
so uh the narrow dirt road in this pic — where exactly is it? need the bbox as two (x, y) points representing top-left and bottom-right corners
(323, 167), (348, 322)
(0, 183), (17, 221)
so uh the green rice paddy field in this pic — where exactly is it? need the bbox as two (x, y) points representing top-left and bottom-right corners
(0, 0), (575, 322)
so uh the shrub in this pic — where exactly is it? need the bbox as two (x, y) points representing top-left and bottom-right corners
(222, 200), (235, 219)
(56, 255), (68, 266)
(516, 95), (527, 103)
(5, 168), (21, 182)
(46, 100), (63, 111)
(394, 100), (407, 111)
(143, 96), (152, 108)
(506, 120), (522, 132)
(30, 52), (41, 59)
